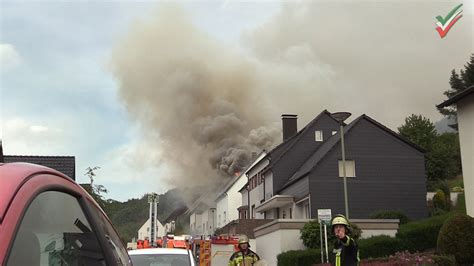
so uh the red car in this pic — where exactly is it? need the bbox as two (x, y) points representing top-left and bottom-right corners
(0, 162), (132, 265)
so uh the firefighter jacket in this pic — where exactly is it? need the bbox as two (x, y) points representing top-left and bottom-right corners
(228, 249), (260, 266)
(332, 236), (360, 266)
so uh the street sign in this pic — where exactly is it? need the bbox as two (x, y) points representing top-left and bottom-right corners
(318, 209), (332, 263)
(317, 209), (332, 223)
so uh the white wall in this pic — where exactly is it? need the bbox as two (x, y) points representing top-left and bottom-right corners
(255, 224), (306, 266)
(457, 94), (474, 217)
(228, 175), (248, 222)
(216, 195), (227, 228)
(361, 230), (397, 238)
(249, 185), (264, 219)
(199, 208), (216, 236)
(190, 213), (202, 235)
(137, 218), (165, 240)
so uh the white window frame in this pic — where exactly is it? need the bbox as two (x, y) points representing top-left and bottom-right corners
(338, 160), (356, 177)
(315, 130), (323, 142)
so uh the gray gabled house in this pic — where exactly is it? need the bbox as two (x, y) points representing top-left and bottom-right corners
(245, 110), (428, 221)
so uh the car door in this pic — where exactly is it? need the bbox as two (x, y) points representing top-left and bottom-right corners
(3, 173), (131, 266)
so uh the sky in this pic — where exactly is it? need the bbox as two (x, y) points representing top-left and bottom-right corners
(1, 0), (473, 202)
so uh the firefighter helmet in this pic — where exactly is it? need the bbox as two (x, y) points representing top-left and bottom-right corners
(331, 215), (349, 227)
(238, 234), (249, 244)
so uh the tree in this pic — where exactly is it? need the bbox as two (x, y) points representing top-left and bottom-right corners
(438, 54), (474, 119)
(398, 115), (461, 182)
(398, 114), (437, 151)
(84, 166), (108, 208)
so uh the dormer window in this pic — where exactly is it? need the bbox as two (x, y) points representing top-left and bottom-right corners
(315, 130), (323, 142)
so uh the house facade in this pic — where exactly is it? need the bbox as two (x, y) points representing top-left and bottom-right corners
(215, 152), (267, 229)
(138, 218), (165, 240)
(438, 86), (474, 216)
(246, 111), (428, 221)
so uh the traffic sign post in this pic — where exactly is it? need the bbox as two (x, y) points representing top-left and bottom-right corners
(317, 209), (332, 263)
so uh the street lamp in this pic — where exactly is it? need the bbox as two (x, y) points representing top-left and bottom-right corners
(331, 112), (352, 219)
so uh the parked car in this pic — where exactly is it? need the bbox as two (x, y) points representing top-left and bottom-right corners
(129, 248), (196, 266)
(0, 162), (132, 265)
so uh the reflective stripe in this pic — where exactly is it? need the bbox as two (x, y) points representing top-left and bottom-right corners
(343, 236), (351, 246)
(335, 250), (341, 266)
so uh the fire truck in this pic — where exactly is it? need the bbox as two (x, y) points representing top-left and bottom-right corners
(192, 235), (239, 266)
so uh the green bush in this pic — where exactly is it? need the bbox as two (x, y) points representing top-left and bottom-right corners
(277, 249), (321, 266)
(437, 213), (474, 264)
(349, 223), (362, 240)
(369, 210), (409, 224)
(431, 255), (456, 266)
(300, 220), (323, 249)
(396, 213), (450, 252)
(358, 235), (405, 259)
(433, 189), (449, 211)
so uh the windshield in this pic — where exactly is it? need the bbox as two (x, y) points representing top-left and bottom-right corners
(130, 254), (191, 266)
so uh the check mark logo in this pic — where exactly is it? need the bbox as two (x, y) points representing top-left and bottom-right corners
(435, 4), (463, 38)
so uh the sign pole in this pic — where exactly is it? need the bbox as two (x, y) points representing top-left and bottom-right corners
(319, 220), (323, 263)
(324, 223), (329, 263)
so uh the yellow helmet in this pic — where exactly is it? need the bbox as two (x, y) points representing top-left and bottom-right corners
(331, 215), (349, 227)
(238, 234), (249, 244)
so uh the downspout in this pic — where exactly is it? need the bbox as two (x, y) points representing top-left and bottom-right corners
(247, 174), (250, 219)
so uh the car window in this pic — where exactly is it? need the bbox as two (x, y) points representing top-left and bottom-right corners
(87, 201), (131, 265)
(129, 253), (191, 266)
(7, 191), (106, 266)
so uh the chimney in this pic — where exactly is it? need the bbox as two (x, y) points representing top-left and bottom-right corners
(281, 114), (297, 141)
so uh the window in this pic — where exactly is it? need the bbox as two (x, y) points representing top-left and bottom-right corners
(223, 211), (227, 223)
(315, 130), (323, 141)
(338, 160), (356, 177)
(332, 130), (338, 135)
(282, 210), (286, 219)
(87, 196), (131, 265)
(7, 191), (107, 266)
(251, 205), (255, 218)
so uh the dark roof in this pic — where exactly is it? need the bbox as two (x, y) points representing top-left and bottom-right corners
(437, 86), (474, 108)
(279, 114), (425, 192)
(217, 151), (268, 200)
(265, 110), (342, 171)
(3, 155), (75, 180)
(164, 205), (188, 223)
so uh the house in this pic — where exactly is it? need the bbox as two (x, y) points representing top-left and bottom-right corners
(215, 152), (267, 229)
(138, 217), (165, 240)
(244, 111), (427, 221)
(187, 192), (217, 237)
(437, 85), (474, 216)
(0, 141), (76, 180)
(163, 205), (189, 234)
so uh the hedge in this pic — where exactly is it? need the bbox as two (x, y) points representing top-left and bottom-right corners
(277, 249), (322, 266)
(396, 213), (450, 252)
(437, 213), (474, 264)
(369, 210), (409, 224)
(358, 235), (405, 259)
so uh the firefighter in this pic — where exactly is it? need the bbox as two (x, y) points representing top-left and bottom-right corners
(228, 234), (260, 266)
(331, 215), (360, 266)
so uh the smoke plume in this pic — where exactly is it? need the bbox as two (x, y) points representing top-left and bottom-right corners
(110, 2), (472, 190)
(110, 5), (279, 189)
